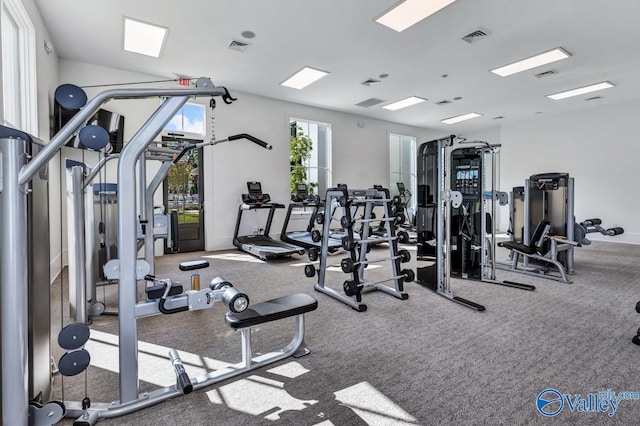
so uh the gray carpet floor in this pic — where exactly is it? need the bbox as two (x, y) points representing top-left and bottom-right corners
(52, 241), (640, 425)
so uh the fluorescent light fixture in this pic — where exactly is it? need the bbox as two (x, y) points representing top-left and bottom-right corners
(491, 48), (570, 77)
(382, 96), (426, 111)
(441, 112), (482, 124)
(281, 66), (329, 89)
(376, 0), (457, 32)
(547, 81), (614, 100)
(123, 17), (168, 58)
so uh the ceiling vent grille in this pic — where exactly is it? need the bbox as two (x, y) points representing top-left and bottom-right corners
(435, 100), (452, 105)
(356, 98), (384, 108)
(228, 39), (251, 52)
(462, 29), (489, 43)
(361, 78), (381, 86)
(534, 69), (558, 78)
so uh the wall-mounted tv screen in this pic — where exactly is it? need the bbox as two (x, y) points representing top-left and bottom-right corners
(54, 104), (125, 153)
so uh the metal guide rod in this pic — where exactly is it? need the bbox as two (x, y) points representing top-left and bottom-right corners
(0, 139), (29, 425)
(68, 164), (88, 323)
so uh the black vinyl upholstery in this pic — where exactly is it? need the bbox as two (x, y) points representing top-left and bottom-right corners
(225, 293), (318, 329)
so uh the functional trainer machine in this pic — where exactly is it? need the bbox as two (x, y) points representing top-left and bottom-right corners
(234, 181), (305, 259)
(415, 136), (486, 311)
(0, 79), (319, 425)
(447, 143), (535, 291)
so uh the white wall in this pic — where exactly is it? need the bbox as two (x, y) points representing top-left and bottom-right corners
(204, 92), (437, 249)
(57, 60), (438, 252)
(498, 100), (640, 244)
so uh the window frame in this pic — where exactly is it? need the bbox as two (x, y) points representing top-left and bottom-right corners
(1, 0), (38, 134)
(290, 117), (332, 196)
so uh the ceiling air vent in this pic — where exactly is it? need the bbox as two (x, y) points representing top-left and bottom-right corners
(462, 29), (489, 44)
(435, 100), (452, 105)
(534, 69), (558, 78)
(228, 39), (251, 52)
(356, 98), (384, 108)
(585, 96), (602, 101)
(361, 78), (381, 86)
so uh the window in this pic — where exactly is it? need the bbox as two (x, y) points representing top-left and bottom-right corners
(290, 118), (331, 196)
(163, 102), (205, 136)
(1, 0), (37, 133)
(389, 133), (417, 211)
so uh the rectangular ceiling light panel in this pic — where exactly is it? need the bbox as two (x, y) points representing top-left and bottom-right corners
(281, 66), (329, 89)
(123, 17), (168, 58)
(382, 96), (426, 111)
(547, 81), (614, 100)
(441, 112), (482, 124)
(491, 48), (570, 77)
(376, 0), (457, 32)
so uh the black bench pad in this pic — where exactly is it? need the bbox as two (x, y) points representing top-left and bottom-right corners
(179, 260), (210, 271)
(225, 293), (318, 329)
(498, 241), (537, 255)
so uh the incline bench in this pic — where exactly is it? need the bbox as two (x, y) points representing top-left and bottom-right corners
(497, 220), (576, 283)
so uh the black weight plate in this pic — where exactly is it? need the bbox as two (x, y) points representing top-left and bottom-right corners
(58, 323), (90, 350)
(58, 349), (91, 376)
(79, 125), (109, 150)
(54, 84), (87, 110)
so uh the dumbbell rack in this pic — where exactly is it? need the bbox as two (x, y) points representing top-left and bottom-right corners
(306, 186), (411, 311)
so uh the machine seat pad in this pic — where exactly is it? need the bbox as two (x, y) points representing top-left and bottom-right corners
(225, 294), (318, 329)
(498, 241), (538, 255)
(179, 260), (210, 271)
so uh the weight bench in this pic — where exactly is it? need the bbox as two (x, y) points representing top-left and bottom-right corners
(140, 294), (317, 403)
(497, 220), (576, 283)
(225, 293), (318, 362)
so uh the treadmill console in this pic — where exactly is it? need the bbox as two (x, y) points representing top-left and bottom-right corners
(243, 181), (271, 204)
(291, 183), (309, 202)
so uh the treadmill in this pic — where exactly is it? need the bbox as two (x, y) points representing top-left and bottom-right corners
(233, 181), (305, 260)
(280, 183), (342, 251)
(395, 182), (417, 243)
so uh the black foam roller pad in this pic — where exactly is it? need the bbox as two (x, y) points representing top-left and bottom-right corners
(54, 83), (87, 110)
(79, 125), (109, 150)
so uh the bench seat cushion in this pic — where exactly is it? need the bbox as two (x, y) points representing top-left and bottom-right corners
(225, 293), (318, 329)
(498, 241), (538, 255)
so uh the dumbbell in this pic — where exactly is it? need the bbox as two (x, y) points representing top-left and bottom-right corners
(342, 269), (414, 297)
(308, 247), (320, 261)
(304, 264), (317, 278)
(340, 249), (411, 273)
(341, 230), (409, 251)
